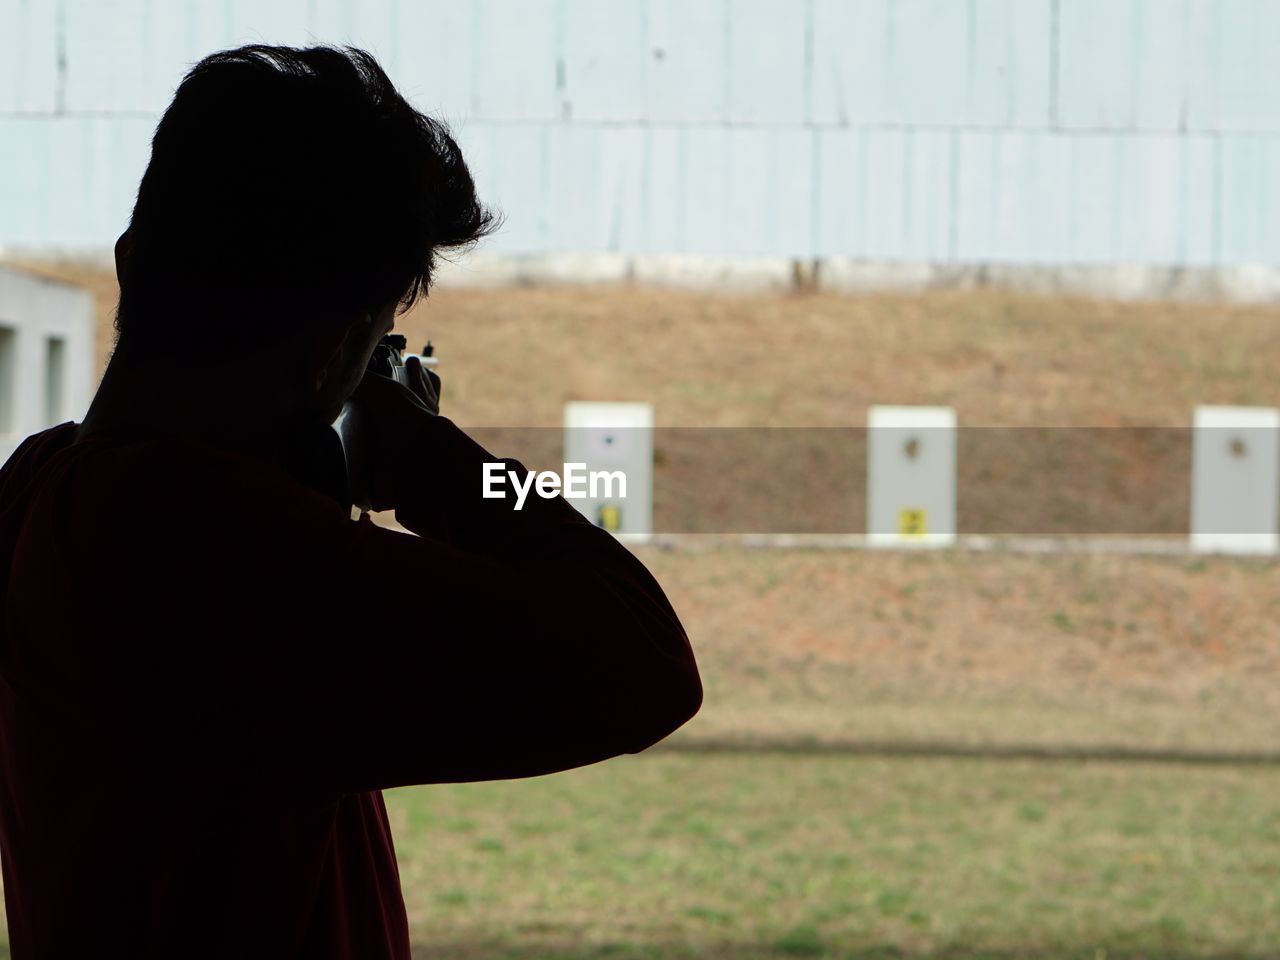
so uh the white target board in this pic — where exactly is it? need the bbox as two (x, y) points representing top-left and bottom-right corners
(867, 405), (956, 548)
(1190, 405), (1280, 555)
(563, 402), (653, 542)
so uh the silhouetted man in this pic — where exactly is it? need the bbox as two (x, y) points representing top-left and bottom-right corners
(0, 45), (701, 958)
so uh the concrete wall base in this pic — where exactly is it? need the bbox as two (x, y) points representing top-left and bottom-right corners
(436, 253), (1280, 304)
(9, 246), (1280, 304)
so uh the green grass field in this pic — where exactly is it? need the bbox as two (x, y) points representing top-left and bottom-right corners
(389, 751), (1280, 959)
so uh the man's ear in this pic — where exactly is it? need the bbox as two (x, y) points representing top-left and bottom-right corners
(113, 230), (132, 284)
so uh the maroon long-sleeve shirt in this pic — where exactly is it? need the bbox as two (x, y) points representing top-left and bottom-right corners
(0, 415), (701, 958)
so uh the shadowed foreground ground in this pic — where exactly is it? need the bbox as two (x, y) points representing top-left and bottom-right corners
(410, 948), (1280, 960)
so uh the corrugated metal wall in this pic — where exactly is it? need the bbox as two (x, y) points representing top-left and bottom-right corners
(2, 0), (1279, 265)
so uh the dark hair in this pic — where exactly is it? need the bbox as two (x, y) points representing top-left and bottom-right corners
(114, 44), (499, 366)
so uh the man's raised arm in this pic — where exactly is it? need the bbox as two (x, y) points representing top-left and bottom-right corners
(261, 408), (702, 796)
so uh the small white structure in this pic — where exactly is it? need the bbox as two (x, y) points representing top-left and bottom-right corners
(867, 405), (957, 548)
(0, 266), (95, 467)
(1190, 405), (1280, 555)
(563, 401), (653, 542)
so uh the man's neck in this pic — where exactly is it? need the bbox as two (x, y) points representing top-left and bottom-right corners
(74, 354), (316, 465)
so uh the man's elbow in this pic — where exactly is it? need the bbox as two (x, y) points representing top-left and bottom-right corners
(626, 660), (703, 755)
(676, 663), (704, 727)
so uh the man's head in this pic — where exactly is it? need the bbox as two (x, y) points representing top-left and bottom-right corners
(112, 44), (496, 411)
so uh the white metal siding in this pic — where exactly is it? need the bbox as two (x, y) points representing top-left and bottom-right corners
(3, 0), (1280, 267)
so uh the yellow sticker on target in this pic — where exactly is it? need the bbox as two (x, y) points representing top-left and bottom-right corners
(899, 508), (927, 537)
(598, 504), (622, 532)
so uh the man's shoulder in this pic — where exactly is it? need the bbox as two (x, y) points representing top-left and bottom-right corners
(0, 422), (79, 489)
(37, 427), (355, 549)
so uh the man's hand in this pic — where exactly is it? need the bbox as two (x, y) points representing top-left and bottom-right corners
(349, 357), (442, 512)
(402, 355), (441, 416)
